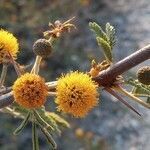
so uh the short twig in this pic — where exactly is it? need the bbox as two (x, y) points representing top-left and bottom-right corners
(0, 86), (12, 95)
(0, 63), (8, 88)
(0, 91), (14, 109)
(47, 92), (57, 96)
(46, 81), (57, 90)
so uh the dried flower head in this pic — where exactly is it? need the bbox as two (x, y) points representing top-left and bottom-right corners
(55, 72), (99, 117)
(137, 66), (150, 85)
(44, 17), (76, 38)
(13, 73), (48, 109)
(33, 39), (52, 57)
(0, 29), (19, 63)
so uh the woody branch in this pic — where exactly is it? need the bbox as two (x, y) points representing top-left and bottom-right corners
(0, 45), (150, 108)
(93, 44), (150, 86)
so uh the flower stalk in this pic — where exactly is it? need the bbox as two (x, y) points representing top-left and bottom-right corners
(31, 55), (42, 74)
(0, 63), (8, 88)
(7, 52), (22, 77)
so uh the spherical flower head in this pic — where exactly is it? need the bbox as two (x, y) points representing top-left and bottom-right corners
(0, 29), (19, 63)
(13, 73), (48, 109)
(55, 72), (99, 117)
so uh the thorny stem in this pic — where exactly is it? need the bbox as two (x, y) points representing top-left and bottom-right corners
(105, 87), (141, 116)
(94, 44), (150, 86)
(0, 63), (8, 88)
(0, 45), (149, 108)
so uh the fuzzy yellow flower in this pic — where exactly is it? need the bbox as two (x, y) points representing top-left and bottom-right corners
(13, 73), (48, 109)
(0, 29), (19, 63)
(55, 72), (99, 117)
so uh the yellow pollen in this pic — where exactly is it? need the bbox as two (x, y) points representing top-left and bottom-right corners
(13, 73), (48, 109)
(0, 29), (19, 63)
(55, 71), (99, 117)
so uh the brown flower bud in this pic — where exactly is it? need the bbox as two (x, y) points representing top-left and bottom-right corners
(137, 66), (150, 85)
(33, 39), (52, 57)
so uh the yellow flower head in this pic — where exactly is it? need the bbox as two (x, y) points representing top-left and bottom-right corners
(0, 29), (19, 63)
(55, 72), (99, 117)
(13, 73), (48, 109)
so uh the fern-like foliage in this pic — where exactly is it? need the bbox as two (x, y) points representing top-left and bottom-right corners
(126, 78), (150, 97)
(89, 22), (108, 42)
(105, 23), (116, 48)
(89, 22), (116, 62)
(2, 104), (69, 135)
(96, 37), (112, 62)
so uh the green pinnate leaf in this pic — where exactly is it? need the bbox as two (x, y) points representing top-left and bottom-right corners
(40, 126), (57, 150)
(13, 112), (30, 135)
(89, 22), (116, 62)
(36, 108), (61, 134)
(126, 78), (150, 97)
(33, 110), (55, 132)
(97, 37), (112, 62)
(105, 22), (116, 49)
(89, 22), (108, 42)
(132, 87), (150, 97)
(46, 112), (70, 128)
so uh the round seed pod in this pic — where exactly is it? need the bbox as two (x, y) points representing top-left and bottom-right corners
(137, 66), (150, 85)
(33, 39), (52, 57)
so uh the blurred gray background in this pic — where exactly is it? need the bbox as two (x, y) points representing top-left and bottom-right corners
(0, 0), (150, 150)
